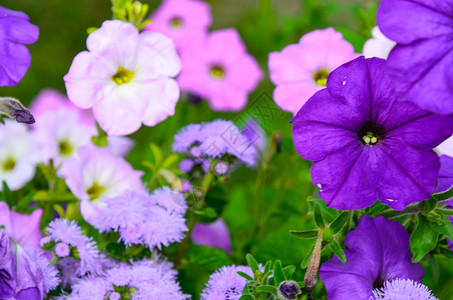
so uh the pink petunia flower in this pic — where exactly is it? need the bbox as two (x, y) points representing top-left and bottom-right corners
(269, 28), (358, 114)
(64, 20), (181, 136)
(178, 28), (263, 111)
(58, 144), (144, 224)
(191, 218), (232, 253)
(144, 0), (211, 51)
(0, 202), (42, 250)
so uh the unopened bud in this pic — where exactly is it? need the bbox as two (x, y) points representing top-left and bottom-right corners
(0, 97), (35, 124)
(277, 280), (302, 300)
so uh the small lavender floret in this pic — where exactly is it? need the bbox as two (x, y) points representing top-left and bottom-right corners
(372, 279), (438, 300)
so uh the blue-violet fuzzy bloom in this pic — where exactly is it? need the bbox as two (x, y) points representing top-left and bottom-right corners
(173, 119), (258, 166)
(0, 5), (39, 86)
(292, 57), (453, 210)
(320, 215), (424, 300)
(377, 0), (453, 114)
(93, 188), (188, 249)
(372, 278), (438, 300)
(201, 265), (254, 300)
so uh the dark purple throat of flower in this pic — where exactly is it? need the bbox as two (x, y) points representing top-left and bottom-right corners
(357, 120), (387, 146)
(210, 64), (226, 80)
(313, 68), (329, 86)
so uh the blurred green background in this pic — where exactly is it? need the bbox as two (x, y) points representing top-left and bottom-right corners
(5, 1), (453, 299)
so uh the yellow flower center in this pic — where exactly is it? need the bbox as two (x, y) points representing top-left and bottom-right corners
(313, 68), (330, 86)
(169, 17), (184, 29)
(86, 183), (106, 201)
(58, 140), (73, 156)
(1, 157), (15, 172)
(210, 65), (226, 80)
(362, 131), (378, 145)
(112, 67), (134, 85)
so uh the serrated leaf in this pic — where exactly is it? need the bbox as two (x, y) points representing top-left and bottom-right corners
(314, 204), (325, 228)
(237, 271), (253, 281)
(246, 253), (260, 274)
(429, 213), (453, 241)
(410, 215), (439, 262)
(256, 285), (277, 294)
(329, 211), (350, 235)
(273, 260), (285, 285)
(329, 240), (346, 263)
(282, 265), (296, 279)
(289, 229), (318, 239)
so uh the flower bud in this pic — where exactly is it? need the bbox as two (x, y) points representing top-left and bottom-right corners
(277, 280), (302, 300)
(0, 97), (35, 124)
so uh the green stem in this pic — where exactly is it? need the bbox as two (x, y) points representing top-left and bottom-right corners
(33, 191), (78, 203)
(379, 204), (423, 219)
(436, 209), (453, 216)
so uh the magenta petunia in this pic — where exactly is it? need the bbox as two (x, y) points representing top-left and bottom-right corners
(269, 28), (357, 114)
(377, 0), (453, 114)
(0, 5), (39, 86)
(320, 216), (425, 300)
(64, 20), (181, 136)
(145, 0), (211, 51)
(291, 57), (453, 210)
(191, 218), (232, 253)
(178, 29), (263, 111)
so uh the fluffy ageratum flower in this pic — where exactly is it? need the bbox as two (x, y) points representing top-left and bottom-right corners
(94, 189), (188, 249)
(192, 218), (232, 253)
(145, 0), (211, 50)
(173, 119), (258, 166)
(0, 120), (38, 191)
(201, 265), (254, 300)
(269, 28), (357, 114)
(0, 202), (42, 250)
(0, 6), (39, 86)
(29, 251), (60, 293)
(320, 216), (424, 300)
(362, 26), (396, 59)
(59, 144), (144, 223)
(377, 0), (453, 114)
(0, 229), (45, 299)
(64, 20), (181, 136)
(372, 279), (438, 300)
(178, 29), (262, 111)
(292, 57), (453, 210)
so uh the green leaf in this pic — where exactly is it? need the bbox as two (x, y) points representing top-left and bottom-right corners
(256, 285), (277, 294)
(329, 211), (350, 235)
(329, 240), (346, 263)
(289, 229), (318, 239)
(429, 214), (453, 241)
(161, 153), (180, 169)
(150, 143), (163, 167)
(237, 271), (253, 281)
(273, 260), (285, 285)
(434, 186), (453, 201)
(410, 215), (439, 262)
(16, 192), (35, 212)
(187, 244), (231, 270)
(2, 181), (13, 208)
(264, 260), (272, 274)
(246, 253), (260, 274)
(314, 204), (325, 228)
(301, 244), (314, 269)
(239, 295), (254, 300)
(282, 265), (296, 279)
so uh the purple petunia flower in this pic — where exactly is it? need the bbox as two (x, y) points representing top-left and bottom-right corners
(0, 6), (39, 86)
(192, 218), (232, 253)
(292, 56), (453, 210)
(438, 155), (453, 194)
(377, 0), (453, 114)
(320, 215), (424, 300)
(201, 265), (254, 300)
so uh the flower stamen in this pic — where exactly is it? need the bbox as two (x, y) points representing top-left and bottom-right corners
(112, 67), (134, 85)
(210, 65), (226, 80)
(86, 183), (106, 201)
(1, 157), (16, 172)
(313, 68), (329, 86)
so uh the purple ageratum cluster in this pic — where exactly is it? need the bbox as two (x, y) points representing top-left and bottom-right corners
(178, 29), (263, 111)
(292, 56), (453, 210)
(377, 0), (453, 115)
(145, 0), (212, 51)
(0, 6), (39, 87)
(59, 259), (189, 300)
(201, 265), (254, 300)
(372, 279), (438, 300)
(64, 20), (181, 136)
(173, 119), (258, 169)
(44, 218), (105, 282)
(320, 216), (424, 300)
(59, 144), (144, 224)
(93, 188), (188, 249)
(269, 28), (358, 115)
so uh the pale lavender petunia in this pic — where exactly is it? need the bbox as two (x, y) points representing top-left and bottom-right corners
(58, 144), (144, 224)
(0, 202), (42, 250)
(0, 6), (39, 86)
(145, 0), (211, 51)
(362, 26), (396, 59)
(292, 56), (453, 210)
(178, 29), (263, 111)
(320, 216), (425, 300)
(377, 0), (453, 114)
(269, 28), (358, 114)
(192, 218), (232, 253)
(64, 20), (181, 135)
